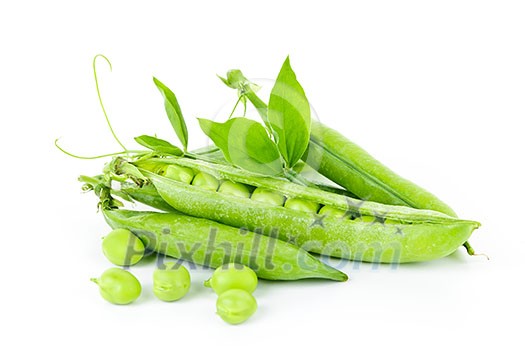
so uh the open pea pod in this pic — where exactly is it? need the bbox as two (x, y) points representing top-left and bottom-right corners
(122, 157), (480, 263)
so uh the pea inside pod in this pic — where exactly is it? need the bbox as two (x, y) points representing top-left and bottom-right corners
(284, 198), (320, 213)
(251, 188), (285, 206)
(165, 165), (194, 184)
(192, 171), (220, 191)
(318, 205), (346, 218)
(218, 180), (251, 198)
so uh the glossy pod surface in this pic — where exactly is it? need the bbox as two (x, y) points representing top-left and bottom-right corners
(133, 158), (480, 263)
(103, 209), (347, 281)
(306, 121), (457, 217)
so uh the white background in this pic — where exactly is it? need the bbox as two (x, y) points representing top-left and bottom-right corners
(1, 1), (524, 349)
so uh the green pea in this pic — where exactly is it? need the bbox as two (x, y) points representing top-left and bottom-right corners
(284, 198), (320, 213)
(218, 180), (251, 198)
(192, 171), (219, 191)
(216, 289), (257, 325)
(355, 215), (375, 222)
(153, 262), (191, 302)
(91, 268), (141, 305)
(318, 205), (346, 218)
(102, 228), (145, 266)
(250, 188), (285, 206)
(165, 165), (194, 184)
(204, 263), (258, 294)
(354, 216), (394, 225)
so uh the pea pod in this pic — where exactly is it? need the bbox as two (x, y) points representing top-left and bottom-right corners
(102, 208), (348, 281)
(305, 121), (457, 216)
(121, 157), (480, 263)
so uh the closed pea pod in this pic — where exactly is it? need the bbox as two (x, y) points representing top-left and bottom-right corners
(305, 121), (458, 216)
(102, 208), (347, 281)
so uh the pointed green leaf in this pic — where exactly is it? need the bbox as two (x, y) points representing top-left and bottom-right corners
(135, 135), (183, 156)
(153, 77), (189, 151)
(268, 56), (311, 168)
(198, 118), (282, 176)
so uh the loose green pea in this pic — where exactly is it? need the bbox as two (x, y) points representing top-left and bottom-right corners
(153, 262), (191, 302)
(204, 263), (258, 294)
(192, 171), (219, 191)
(284, 198), (320, 213)
(218, 181), (251, 198)
(250, 188), (285, 206)
(165, 165), (194, 184)
(318, 205), (346, 218)
(91, 268), (141, 305)
(102, 229), (145, 266)
(216, 289), (257, 325)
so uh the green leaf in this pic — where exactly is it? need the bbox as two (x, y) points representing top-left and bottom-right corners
(198, 118), (282, 176)
(153, 77), (189, 151)
(134, 135), (183, 156)
(268, 56), (311, 168)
